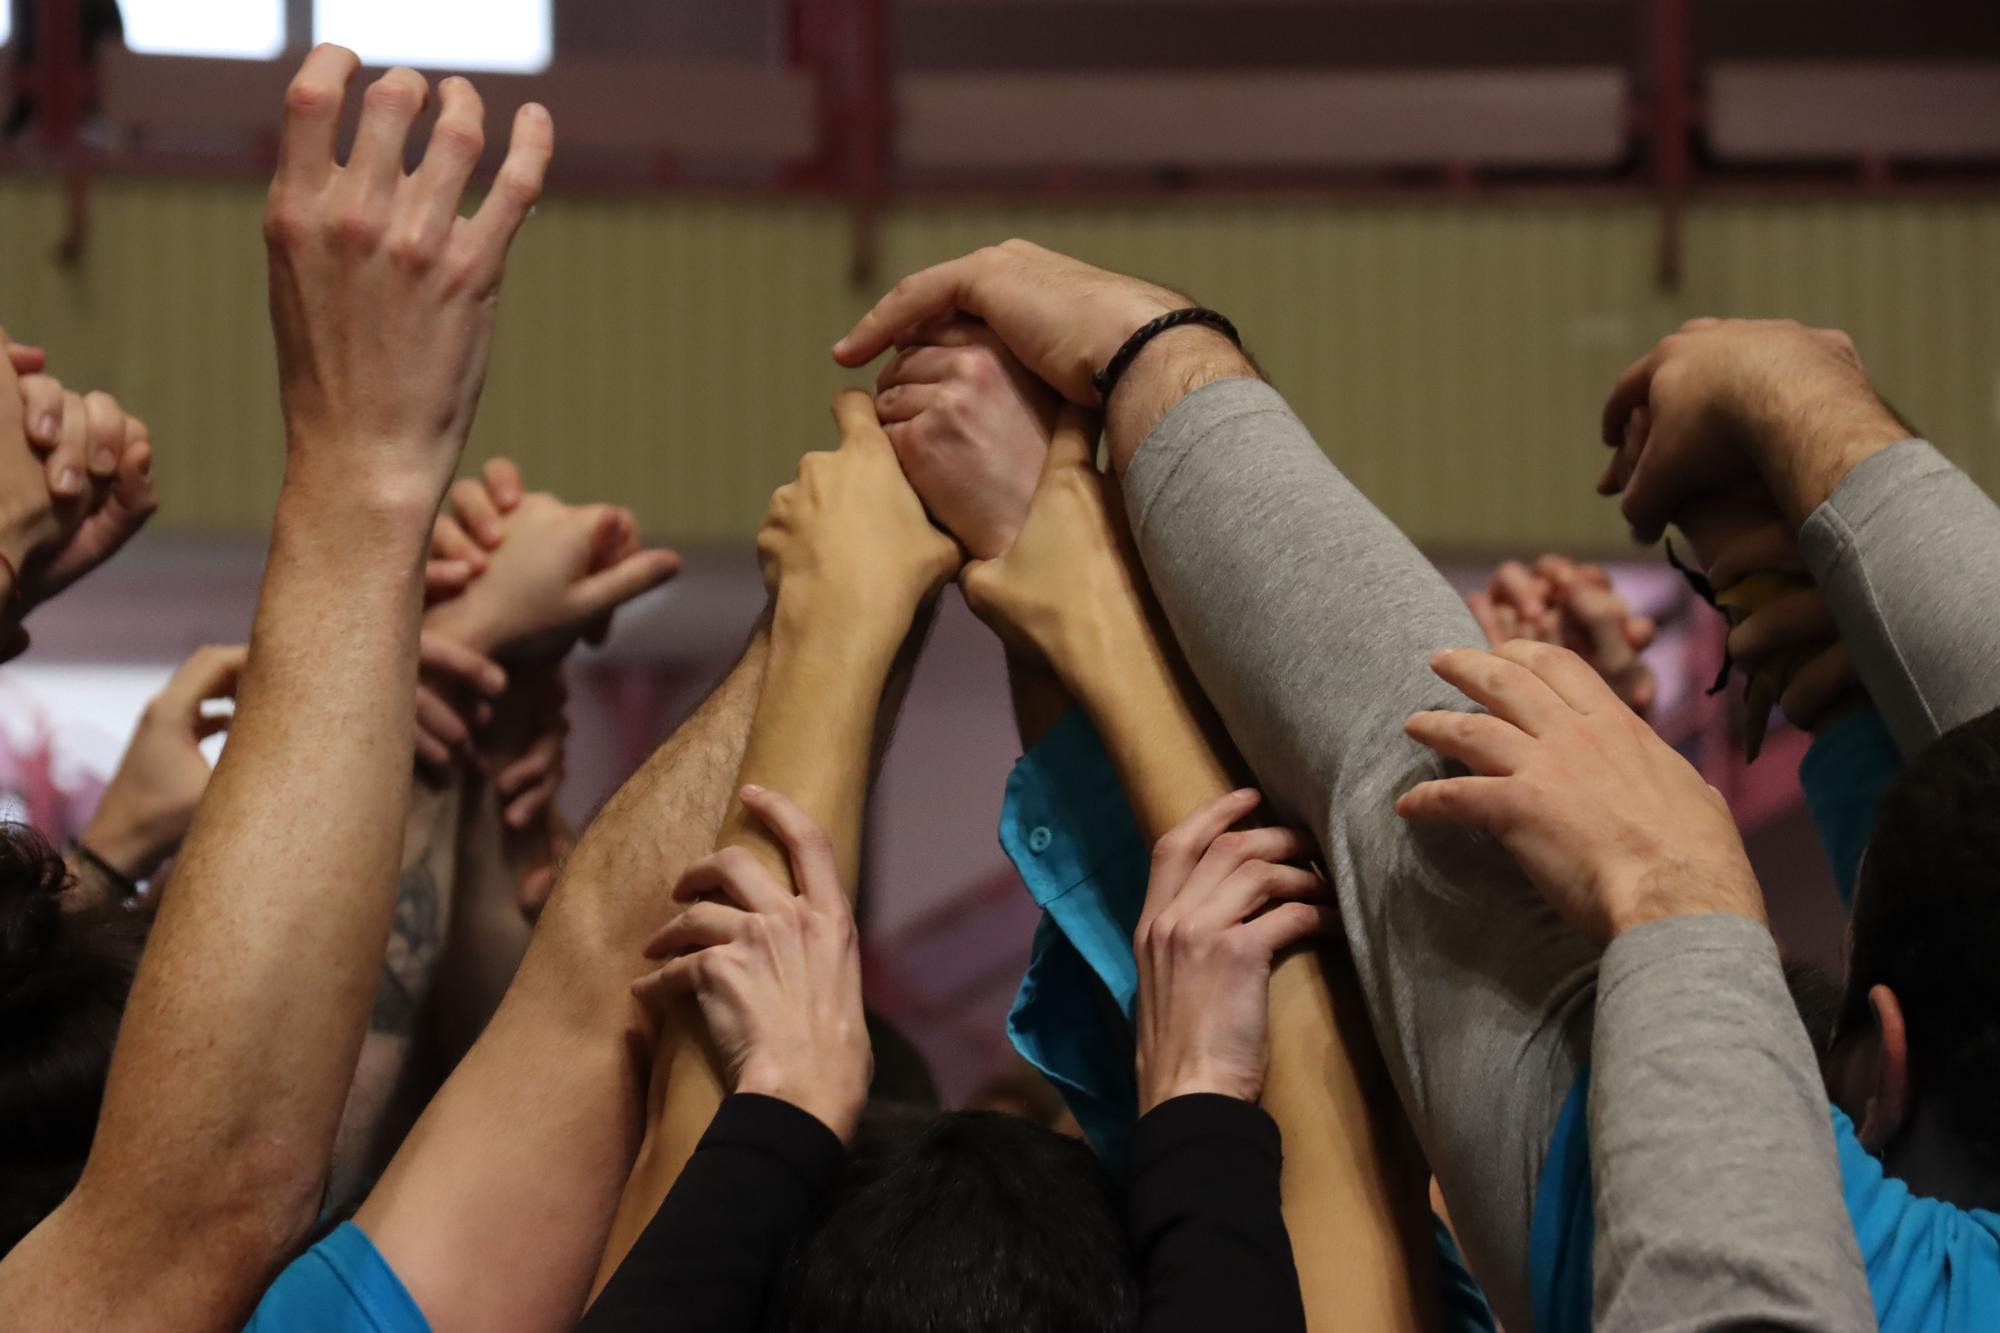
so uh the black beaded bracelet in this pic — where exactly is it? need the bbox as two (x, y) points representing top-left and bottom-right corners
(1091, 307), (1243, 403)
(70, 837), (142, 901)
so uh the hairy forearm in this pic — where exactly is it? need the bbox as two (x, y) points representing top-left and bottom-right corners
(328, 768), (464, 1208)
(593, 587), (920, 1291)
(1105, 327), (1260, 476)
(69, 489), (432, 1295)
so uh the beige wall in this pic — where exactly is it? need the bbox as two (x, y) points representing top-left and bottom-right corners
(2, 177), (1995, 552)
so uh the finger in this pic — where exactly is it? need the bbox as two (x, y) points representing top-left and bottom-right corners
(167, 644), (249, 707)
(890, 314), (991, 353)
(644, 900), (752, 957)
(1428, 647), (1570, 734)
(348, 68), (430, 193)
(6, 343), (45, 375)
(872, 381), (942, 425)
(563, 548), (680, 622)
(1493, 639), (1619, 715)
(1600, 403), (1650, 497)
(416, 684), (471, 751)
(1146, 788), (1262, 914)
(739, 783), (844, 908)
(1465, 591), (1509, 649)
(1241, 902), (1339, 957)
(431, 513), (487, 569)
(1601, 343), (1661, 449)
(18, 374), (63, 450)
(1196, 861), (1325, 932)
(415, 727), (454, 770)
(192, 708), (234, 742)
(1192, 826), (1317, 885)
(82, 391), (125, 479)
(449, 477), (506, 548)
(1625, 614), (1657, 652)
(517, 865), (556, 918)
(276, 44), (361, 192)
(834, 252), (985, 368)
(1707, 524), (1807, 592)
(1779, 643), (1861, 732)
(671, 846), (793, 915)
(830, 387), (890, 451)
(466, 102), (553, 257)
(630, 954), (702, 1007)
(483, 456), (524, 511)
(1403, 709), (1531, 776)
(1394, 775), (1515, 832)
(424, 559), (474, 602)
(1726, 586), (1836, 668)
(875, 343), (967, 393)
(105, 435), (157, 530)
(410, 75), (485, 235)
(495, 732), (561, 797)
(504, 773), (561, 831)
(1490, 560), (1547, 621)
(417, 632), (507, 696)
(48, 389), (88, 499)
(1564, 581), (1642, 670)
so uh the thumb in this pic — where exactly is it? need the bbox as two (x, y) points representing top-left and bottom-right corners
(565, 548), (681, 621)
(830, 388), (890, 454)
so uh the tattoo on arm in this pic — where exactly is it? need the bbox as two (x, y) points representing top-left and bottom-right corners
(371, 859), (442, 1036)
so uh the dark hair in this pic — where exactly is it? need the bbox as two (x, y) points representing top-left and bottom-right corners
(1841, 707), (2000, 1164)
(0, 826), (148, 1255)
(864, 1010), (941, 1111)
(1783, 958), (1845, 1065)
(766, 1107), (1139, 1333)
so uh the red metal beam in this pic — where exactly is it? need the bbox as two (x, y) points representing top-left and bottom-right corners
(1651, 0), (1692, 290)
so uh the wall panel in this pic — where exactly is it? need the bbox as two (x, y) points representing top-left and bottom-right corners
(0, 178), (1993, 553)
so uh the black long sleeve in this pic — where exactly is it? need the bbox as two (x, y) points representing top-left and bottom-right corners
(1130, 1093), (1308, 1333)
(578, 1092), (848, 1332)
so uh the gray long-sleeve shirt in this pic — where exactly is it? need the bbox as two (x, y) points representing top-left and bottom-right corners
(1121, 376), (1873, 1331)
(1801, 439), (2000, 757)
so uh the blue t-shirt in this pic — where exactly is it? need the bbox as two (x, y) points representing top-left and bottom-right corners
(1528, 711), (2000, 1332)
(1000, 708), (1496, 1331)
(246, 1222), (430, 1333)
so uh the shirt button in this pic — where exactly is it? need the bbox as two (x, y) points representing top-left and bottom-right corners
(1027, 826), (1053, 854)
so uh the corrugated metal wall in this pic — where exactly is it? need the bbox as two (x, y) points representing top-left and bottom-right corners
(2, 178), (1995, 551)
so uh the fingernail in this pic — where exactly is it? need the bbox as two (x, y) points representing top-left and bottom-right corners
(741, 783), (763, 797)
(483, 667), (506, 694)
(56, 467), (79, 496)
(92, 447), (117, 473)
(36, 414), (56, 440)
(139, 453), (152, 477)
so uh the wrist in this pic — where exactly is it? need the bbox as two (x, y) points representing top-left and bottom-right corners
(1598, 858), (1768, 942)
(1138, 1059), (1260, 1115)
(771, 575), (919, 664)
(1105, 326), (1258, 474)
(1749, 390), (1909, 528)
(78, 803), (175, 880)
(737, 1065), (867, 1142)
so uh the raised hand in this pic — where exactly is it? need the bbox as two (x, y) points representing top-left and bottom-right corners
(422, 491), (679, 662)
(1599, 318), (1908, 542)
(264, 46), (552, 504)
(1468, 559), (1658, 718)
(959, 405), (1153, 672)
(78, 645), (247, 884)
(873, 318), (1057, 558)
(634, 784), (871, 1140)
(1398, 641), (1766, 945)
(1134, 788), (1334, 1112)
(755, 391), (962, 616)
(836, 239), (1196, 406)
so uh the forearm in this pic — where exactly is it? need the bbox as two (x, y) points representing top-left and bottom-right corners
(1798, 440), (2000, 755)
(81, 489), (430, 1264)
(596, 589), (920, 1288)
(1054, 573), (1436, 1333)
(1589, 915), (1872, 1330)
(328, 767), (464, 1207)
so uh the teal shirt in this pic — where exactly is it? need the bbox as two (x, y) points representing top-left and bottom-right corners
(1529, 710), (2000, 1332)
(1000, 708), (1497, 1331)
(246, 1222), (429, 1333)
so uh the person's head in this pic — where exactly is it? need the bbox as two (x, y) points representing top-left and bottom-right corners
(1828, 708), (2000, 1181)
(863, 1010), (941, 1111)
(0, 825), (147, 1254)
(766, 1107), (1138, 1333)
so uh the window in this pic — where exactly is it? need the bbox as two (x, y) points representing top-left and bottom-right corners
(316, 0), (553, 74)
(121, 0), (287, 60)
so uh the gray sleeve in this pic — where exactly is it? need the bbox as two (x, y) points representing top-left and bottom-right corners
(1800, 439), (2000, 756)
(1591, 913), (1875, 1332)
